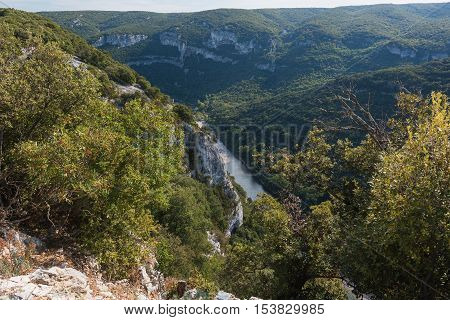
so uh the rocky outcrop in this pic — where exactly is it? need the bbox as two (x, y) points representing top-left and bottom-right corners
(207, 231), (222, 255)
(386, 44), (416, 58)
(0, 265), (166, 300)
(116, 83), (144, 96)
(159, 31), (236, 66)
(94, 34), (148, 48)
(0, 267), (98, 300)
(385, 44), (449, 61)
(184, 124), (243, 235)
(160, 31), (187, 58)
(255, 62), (275, 72)
(205, 30), (256, 54)
(0, 229), (164, 300)
(215, 290), (238, 300)
(71, 19), (83, 28)
(139, 265), (164, 299)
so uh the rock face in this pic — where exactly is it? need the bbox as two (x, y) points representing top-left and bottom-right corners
(94, 34), (148, 48)
(386, 44), (417, 59)
(139, 262), (164, 299)
(116, 84), (144, 96)
(0, 267), (95, 300)
(184, 124), (243, 235)
(207, 231), (222, 255)
(159, 31), (236, 66)
(125, 29), (279, 71)
(0, 263), (165, 300)
(385, 44), (449, 61)
(215, 290), (238, 300)
(205, 30), (256, 55)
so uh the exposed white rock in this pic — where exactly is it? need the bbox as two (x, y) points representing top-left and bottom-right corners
(19, 47), (36, 60)
(139, 265), (164, 298)
(386, 44), (416, 58)
(71, 19), (83, 28)
(215, 290), (238, 300)
(160, 31), (187, 60)
(0, 267), (94, 300)
(207, 231), (222, 255)
(94, 34), (148, 48)
(184, 124), (244, 235)
(116, 83), (144, 96)
(69, 56), (86, 69)
(159, 31), (236, 66)
(205, 30), (256, 55)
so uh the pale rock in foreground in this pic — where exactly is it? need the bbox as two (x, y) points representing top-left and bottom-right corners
(0, 267), (96, 300)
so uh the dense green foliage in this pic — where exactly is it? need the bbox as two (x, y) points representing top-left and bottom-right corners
(0, 9), (165, 99)
(225, 92), (449, 299)
(43, 4), (449, 111)
(222, 195), (347, 299)
(43, 5), (450, 198)
(0, 10), (231, 282)
(154, 176), (232, 279)
(0, 42), (182, 278)
(1, 8), (448, 300)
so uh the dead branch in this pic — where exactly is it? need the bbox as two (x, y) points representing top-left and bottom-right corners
(336, 87), (390, 149)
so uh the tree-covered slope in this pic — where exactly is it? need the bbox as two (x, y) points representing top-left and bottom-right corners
(42, 3), (450, 107)
(202, 58), (450, 126)
(2, 8), (449, 301)
(0, 9), (237, 286)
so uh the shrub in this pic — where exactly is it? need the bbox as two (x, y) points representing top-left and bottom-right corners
(173, 104), (195, 124)
(1, 44), (183, 279)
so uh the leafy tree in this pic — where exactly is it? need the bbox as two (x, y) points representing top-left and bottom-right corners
(222, 195), (346, 299)
(0, 43), (184, 279)
(251, 92), (449, 299)
(272, 128), (333, 204)
(354, 92), (449, 299)
(154, 176), (231, 280)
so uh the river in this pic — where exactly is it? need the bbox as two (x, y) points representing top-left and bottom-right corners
(215, 141), (265, 200)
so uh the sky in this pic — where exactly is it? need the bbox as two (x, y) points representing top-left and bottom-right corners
(1, 0), (448, 12)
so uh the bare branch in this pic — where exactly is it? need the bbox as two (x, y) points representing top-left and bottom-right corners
(336, 87), (391, 149)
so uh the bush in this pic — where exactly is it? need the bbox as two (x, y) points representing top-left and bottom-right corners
(1, 44), (183, 279)
(173, 104), (195, 124)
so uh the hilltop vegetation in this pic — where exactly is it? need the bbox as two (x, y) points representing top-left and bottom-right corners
(0, 9), (234, 285)
(222, 91), (450, 299)
(43, 4), (450, 174)
(0, 9), (165, 99)
(0, 8), (449, 300)
(43, 4), (449, 105)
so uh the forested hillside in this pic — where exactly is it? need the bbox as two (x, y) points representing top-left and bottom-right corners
(43, 4), (450, 175)
(43, 4), (449, 109)
(0, 9), (241, 295)
(0, 7), (449, 301)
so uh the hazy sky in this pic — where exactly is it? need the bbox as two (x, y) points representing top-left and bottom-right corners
(2, 0), (449, 12)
